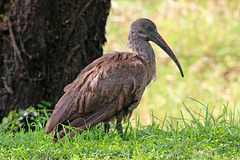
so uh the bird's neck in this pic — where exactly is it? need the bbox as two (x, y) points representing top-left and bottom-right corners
(127, 38), (155, 62)
(128, 38), (156, 84)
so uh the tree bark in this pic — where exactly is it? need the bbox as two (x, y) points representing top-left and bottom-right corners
(0, 0), (111, 121)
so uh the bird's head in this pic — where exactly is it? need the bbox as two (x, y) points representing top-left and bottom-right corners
(129, 18), (184, 77)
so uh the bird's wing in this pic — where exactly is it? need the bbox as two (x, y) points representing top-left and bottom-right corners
(45, 52), (149, 134)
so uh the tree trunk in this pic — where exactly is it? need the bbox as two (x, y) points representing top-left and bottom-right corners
(0, 0), (111, 121)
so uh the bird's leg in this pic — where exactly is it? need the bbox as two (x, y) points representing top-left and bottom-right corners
(116, 110), (127, 137)
(104, 122), (110, 133)
(116, 122), (123, 137)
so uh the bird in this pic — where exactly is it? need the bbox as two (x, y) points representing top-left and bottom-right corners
(45, 18), (184, 141)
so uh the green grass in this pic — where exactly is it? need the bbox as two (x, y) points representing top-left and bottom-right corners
(1, 1), (240, 159)
(104, 0), (240, 123)
(1, 100), (240, 159)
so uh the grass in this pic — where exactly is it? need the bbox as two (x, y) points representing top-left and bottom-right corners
(1, 0), (240, 159)
(1, 99), (240, 159)
(103, 0), (240, 123)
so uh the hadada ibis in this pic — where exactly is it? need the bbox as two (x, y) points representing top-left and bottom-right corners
(45, 18), (184, 141)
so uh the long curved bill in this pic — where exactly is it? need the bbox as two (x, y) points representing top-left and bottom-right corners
(152, 31), (184, 77)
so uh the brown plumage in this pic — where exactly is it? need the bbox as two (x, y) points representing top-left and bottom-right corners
(45, 18), (184, 140)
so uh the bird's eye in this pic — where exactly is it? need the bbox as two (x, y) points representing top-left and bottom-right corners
(145, 26), (151, 31)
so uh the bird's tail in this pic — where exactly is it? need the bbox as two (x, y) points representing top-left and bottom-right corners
(53, 106), (107, 141)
